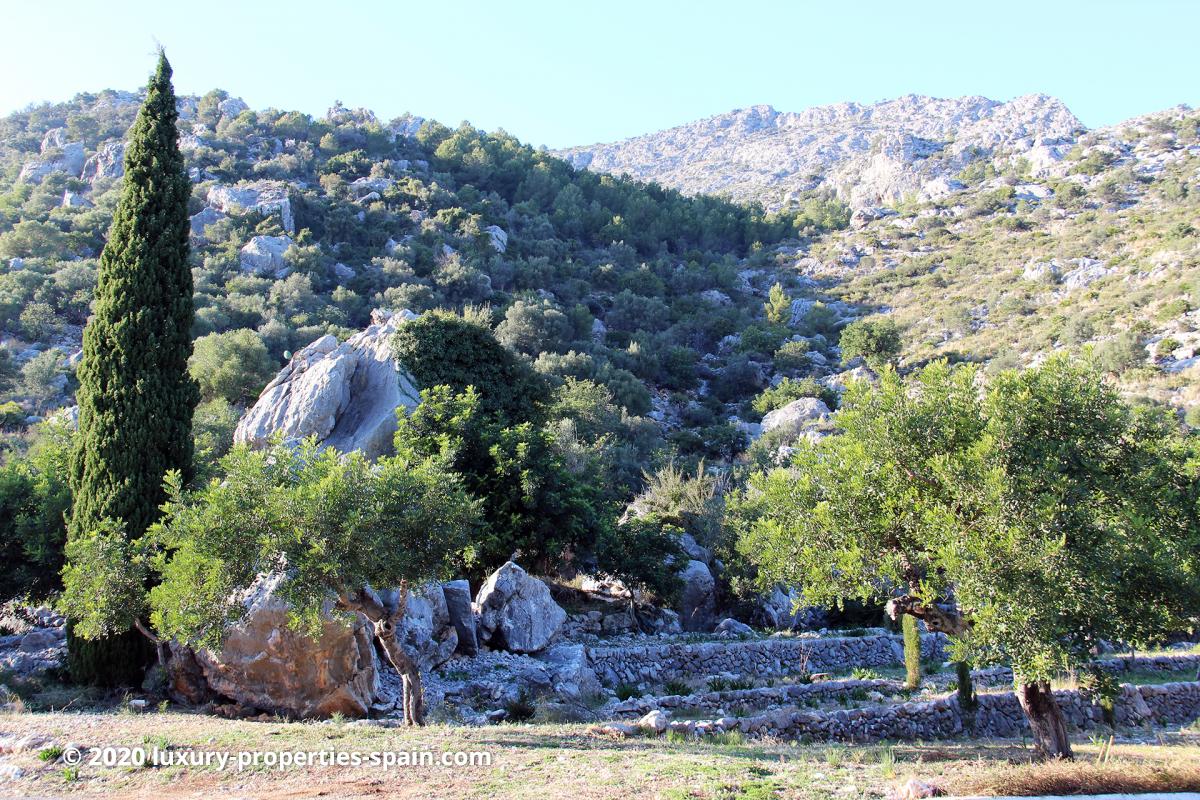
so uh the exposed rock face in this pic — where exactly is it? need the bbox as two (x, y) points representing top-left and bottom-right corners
(755, 585), (828, 631)
(208, 182), (295, 233)
(442, 580), (478, 656)
(714, 618), (754, 637)
(677, 560), (717, 632)
(760, 397), (831, 435)
(61, 190), (92, 208)
(485, 225), (508, 253)
(1060, 257), (1112, 290)
(475, 562), (566, 653)
(181, 573), (378, 718)
(0, 606), (66, 679)
(189, 207), (227, 241)
(218, 97), (249, 118)
(235, 309), (422, 459)
(556, 94), (1082, 209)
(393, 583), (458, 672)
(239, 234), (293, 277)
(18, 135), (86, 184)
(80, 141), (125, 184)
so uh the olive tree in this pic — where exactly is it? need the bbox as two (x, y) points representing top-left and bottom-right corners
(64, 440), (480, 724)
(736, 356), (1200, 759)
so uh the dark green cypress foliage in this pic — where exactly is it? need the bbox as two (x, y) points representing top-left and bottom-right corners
(66, 52), (197, 686)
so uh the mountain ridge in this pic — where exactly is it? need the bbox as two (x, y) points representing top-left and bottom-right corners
(555, 93), (1091, 209)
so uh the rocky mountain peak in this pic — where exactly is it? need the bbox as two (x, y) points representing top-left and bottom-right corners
(556, 93), (1086, 210)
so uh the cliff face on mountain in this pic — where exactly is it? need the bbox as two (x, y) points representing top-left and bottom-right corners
(557, 94), (1085, 209)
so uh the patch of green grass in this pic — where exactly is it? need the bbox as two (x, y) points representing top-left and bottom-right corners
(665, 729), (693, 744)
(708, 730), (746, 747)
(38, 745), (64, 762)
(823, 745), (846, 767)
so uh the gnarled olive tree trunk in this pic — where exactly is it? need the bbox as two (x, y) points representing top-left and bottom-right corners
(337, 583), (425, 725)
(1015, 680), (1073, 760)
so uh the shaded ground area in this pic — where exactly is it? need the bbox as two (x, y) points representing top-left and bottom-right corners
(0, 709), (1198, 799)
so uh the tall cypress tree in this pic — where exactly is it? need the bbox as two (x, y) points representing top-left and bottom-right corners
(65, 51), (198, 686)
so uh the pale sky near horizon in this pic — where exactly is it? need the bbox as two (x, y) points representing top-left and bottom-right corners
(2, 0), (1197, 149)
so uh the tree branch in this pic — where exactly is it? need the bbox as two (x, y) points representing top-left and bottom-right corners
(885, 595), (971, 636)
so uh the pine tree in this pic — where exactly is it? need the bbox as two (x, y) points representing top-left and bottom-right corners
(64, 51), (197, 686)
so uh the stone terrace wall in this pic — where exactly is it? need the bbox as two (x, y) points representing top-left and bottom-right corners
(611, 678), (898, 719)
(588, 633), (947, 686)
(731, 681), (1200, 742)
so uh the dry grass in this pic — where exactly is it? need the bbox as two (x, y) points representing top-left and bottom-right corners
(0, 709), (1196, 798)
(950, 758), (1200, 796)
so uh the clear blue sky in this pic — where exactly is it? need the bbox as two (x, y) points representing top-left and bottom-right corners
(3, 0), (1197, 149)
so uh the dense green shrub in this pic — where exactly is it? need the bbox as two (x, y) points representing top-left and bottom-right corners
(394, 385), (611, 577)
(838, 318), (902, 369)
(0, 418), (73, 600)
(188, 329), (277, 403)
(594, 516), (686, 603)
(393, 312), (548, 425)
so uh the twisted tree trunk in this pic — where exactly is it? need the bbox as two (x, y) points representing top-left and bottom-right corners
(1015, 680), (1073, 760)
(336, 583), (425, 726)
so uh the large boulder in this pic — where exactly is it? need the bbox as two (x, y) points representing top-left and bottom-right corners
(760, 397), (831, 435)
(393, 583), (458, 672)
(239, 234), (293, 277)
(475, 562), (566, 653)
(677, 560), (717, 632)
(442, 580), (478, 656)
(234, 309), (422, 459)
(179, 573), (378, 718)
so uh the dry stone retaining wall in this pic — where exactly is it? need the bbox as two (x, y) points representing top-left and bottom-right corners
(729, 681), (1200, 742)
(587, 633), (947, 686)
(611, 678), (898, 718)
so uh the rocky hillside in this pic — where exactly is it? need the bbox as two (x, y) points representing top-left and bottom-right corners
(563, 95), (1200, 418)
(1, 85), (1198, 466)
(557, 94), (1085, 209)
(0, 88), (858, 468)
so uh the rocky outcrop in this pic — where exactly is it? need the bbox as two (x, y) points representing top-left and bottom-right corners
(80, 141), (125, 184)
(189, 207), (226, 241)
(475, 562), (566, 653)
(0, 606), (66, 678)
(760, 397), (830, 435)
(239, 234), (293, 277)
(234, 309), (422, 459)
(208, 182), (295, 234)
(394, 583), (458, 672)
(556, 94), (1082, 210)
(442, 580), (478, 656)
(755, 585), (827, 631)
(677, 560), (717, 632)
(18, 132), (86, 184)
(485, 225), (508, 253)
(176, 573), (378, 718)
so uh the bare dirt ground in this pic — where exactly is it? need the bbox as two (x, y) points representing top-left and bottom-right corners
(0, 709), (1198, 799)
